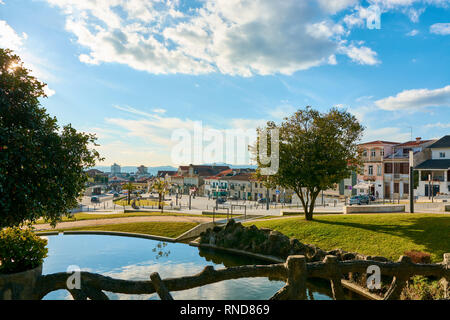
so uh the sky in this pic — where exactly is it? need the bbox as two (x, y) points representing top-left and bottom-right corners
(0, 0), (449, 167)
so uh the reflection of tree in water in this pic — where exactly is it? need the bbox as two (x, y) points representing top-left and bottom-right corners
(152, 242), (171, 260)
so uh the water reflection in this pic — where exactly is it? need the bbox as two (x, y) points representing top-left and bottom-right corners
(41, 235), (339, 300)
(152, 242), (171, 260)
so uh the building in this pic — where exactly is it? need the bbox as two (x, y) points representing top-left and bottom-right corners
(415, 135), (450, 197)
(171, 164), (231, 193)
(383, 138), (435, 199)
(157, 170), (177, 179)
(338, 172), (358, 197)
(111, 163), (121, 175)
(137, 165), (148, 175)
(356, 140), (399, 199)
(85, 169), (104, 177)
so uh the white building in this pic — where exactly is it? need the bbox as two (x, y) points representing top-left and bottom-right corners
(111, 163), (121, 175)
(415, 135), (450, 197)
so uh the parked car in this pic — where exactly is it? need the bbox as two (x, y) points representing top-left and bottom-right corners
(90, 196), (100, 203)
(216, 198), (227, 204)
(113, 193), (120, 198)
(258, 198), (269, 204)
(348, 195), (369, 206)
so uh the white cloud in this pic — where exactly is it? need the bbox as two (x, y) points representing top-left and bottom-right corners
(406, 29), (420, 36)
(405, 7), (425, 22)
(266, 105), (297, 120)
(375, 85), (450, 111)
(44, 0), (385, 76)
(424, 122), (450, 128)
(430, 23), (450, 35)
(362, 126), (411, 143)
(317, 0), (359, 14)
(0, 20), (27, 51)
(338, 43), (380, 65)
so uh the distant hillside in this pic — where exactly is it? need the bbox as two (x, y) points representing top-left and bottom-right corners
(93, 163), (256, 175)
(93, 166), (177, 176)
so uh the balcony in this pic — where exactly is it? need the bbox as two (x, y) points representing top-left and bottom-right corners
(362, 156), (383, 162)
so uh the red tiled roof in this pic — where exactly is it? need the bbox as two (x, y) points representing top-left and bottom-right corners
(359, 140), (400, 146)
(395, 139), (434, 147)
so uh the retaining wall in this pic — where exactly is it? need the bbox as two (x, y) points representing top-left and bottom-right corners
(344, 205), (405, 214)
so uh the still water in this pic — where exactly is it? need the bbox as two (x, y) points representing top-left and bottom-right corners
(42, 234), (336, 300)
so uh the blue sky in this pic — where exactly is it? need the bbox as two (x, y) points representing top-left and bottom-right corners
(1, 0), (449, 166)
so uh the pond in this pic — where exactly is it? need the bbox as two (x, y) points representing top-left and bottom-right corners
(41, 234), (353, 300)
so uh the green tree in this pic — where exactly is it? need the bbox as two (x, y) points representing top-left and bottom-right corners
(0, 48), (102, 228)
(122, 182), (136, 205)
(255, 106), (364, 221)
(151, 178), (168, 210)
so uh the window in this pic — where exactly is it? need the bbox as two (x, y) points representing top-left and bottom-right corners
(440, 152), (446, 158)
(371, 149), (376, 157)
(394, 183), (399, 193)
(381, 149), (385, 157)
(404, 183), (409, 194)
(385, 163), (392, 174)
(377, 165), (382, 176)
(368, 165), (373, 176)
(362, 150), (367, 157)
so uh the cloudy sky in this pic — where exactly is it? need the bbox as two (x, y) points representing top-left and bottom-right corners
(1, 0), (449, 166)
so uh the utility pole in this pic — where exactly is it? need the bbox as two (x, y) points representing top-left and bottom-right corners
(409, 150), (414, 213)
(188, 189), (192, 210)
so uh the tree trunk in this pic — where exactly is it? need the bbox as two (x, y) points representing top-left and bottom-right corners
(127, 193), (130, 205)
(305, 209), (313, 221)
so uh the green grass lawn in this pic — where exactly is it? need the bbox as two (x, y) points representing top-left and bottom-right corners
(245, 214), (450, 262)
(44, 221), (199, 239)
(35, 211), (239, 224)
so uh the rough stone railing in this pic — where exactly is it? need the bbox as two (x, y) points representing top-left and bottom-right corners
(27, 253), (449, 300)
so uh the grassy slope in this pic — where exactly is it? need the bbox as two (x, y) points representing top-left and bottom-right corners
(245, 214), (450, 262)
(35, 211), (238, 224)
(47, 221), (199, 239)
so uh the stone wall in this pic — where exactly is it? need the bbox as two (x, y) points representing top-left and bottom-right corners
(344, 205), (405, 214)
(199, 219), (389, 263)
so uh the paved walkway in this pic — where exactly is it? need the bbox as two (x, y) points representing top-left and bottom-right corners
(34, 216), (213, 232)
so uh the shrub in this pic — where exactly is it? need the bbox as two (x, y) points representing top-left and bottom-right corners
(404, 250), (431, 264)
(401, 276), (446, 300)
(0, 227), (48, 274)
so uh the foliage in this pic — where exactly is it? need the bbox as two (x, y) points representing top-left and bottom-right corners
(0, 227), (48, 274)
(151, 178), (169, 210)
(401, 276), (446, 300)
(0, 48), (102, 228)
(254, 106), (364, 220)
(122, 182), (136, 205)
(404, 250), (431, 264)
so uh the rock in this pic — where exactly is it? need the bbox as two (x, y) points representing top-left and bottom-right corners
(197, 220), (392, 264)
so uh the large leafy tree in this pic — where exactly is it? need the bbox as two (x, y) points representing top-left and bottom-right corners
(0, 49), (102, 228)
(255, 107), (364, 221)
